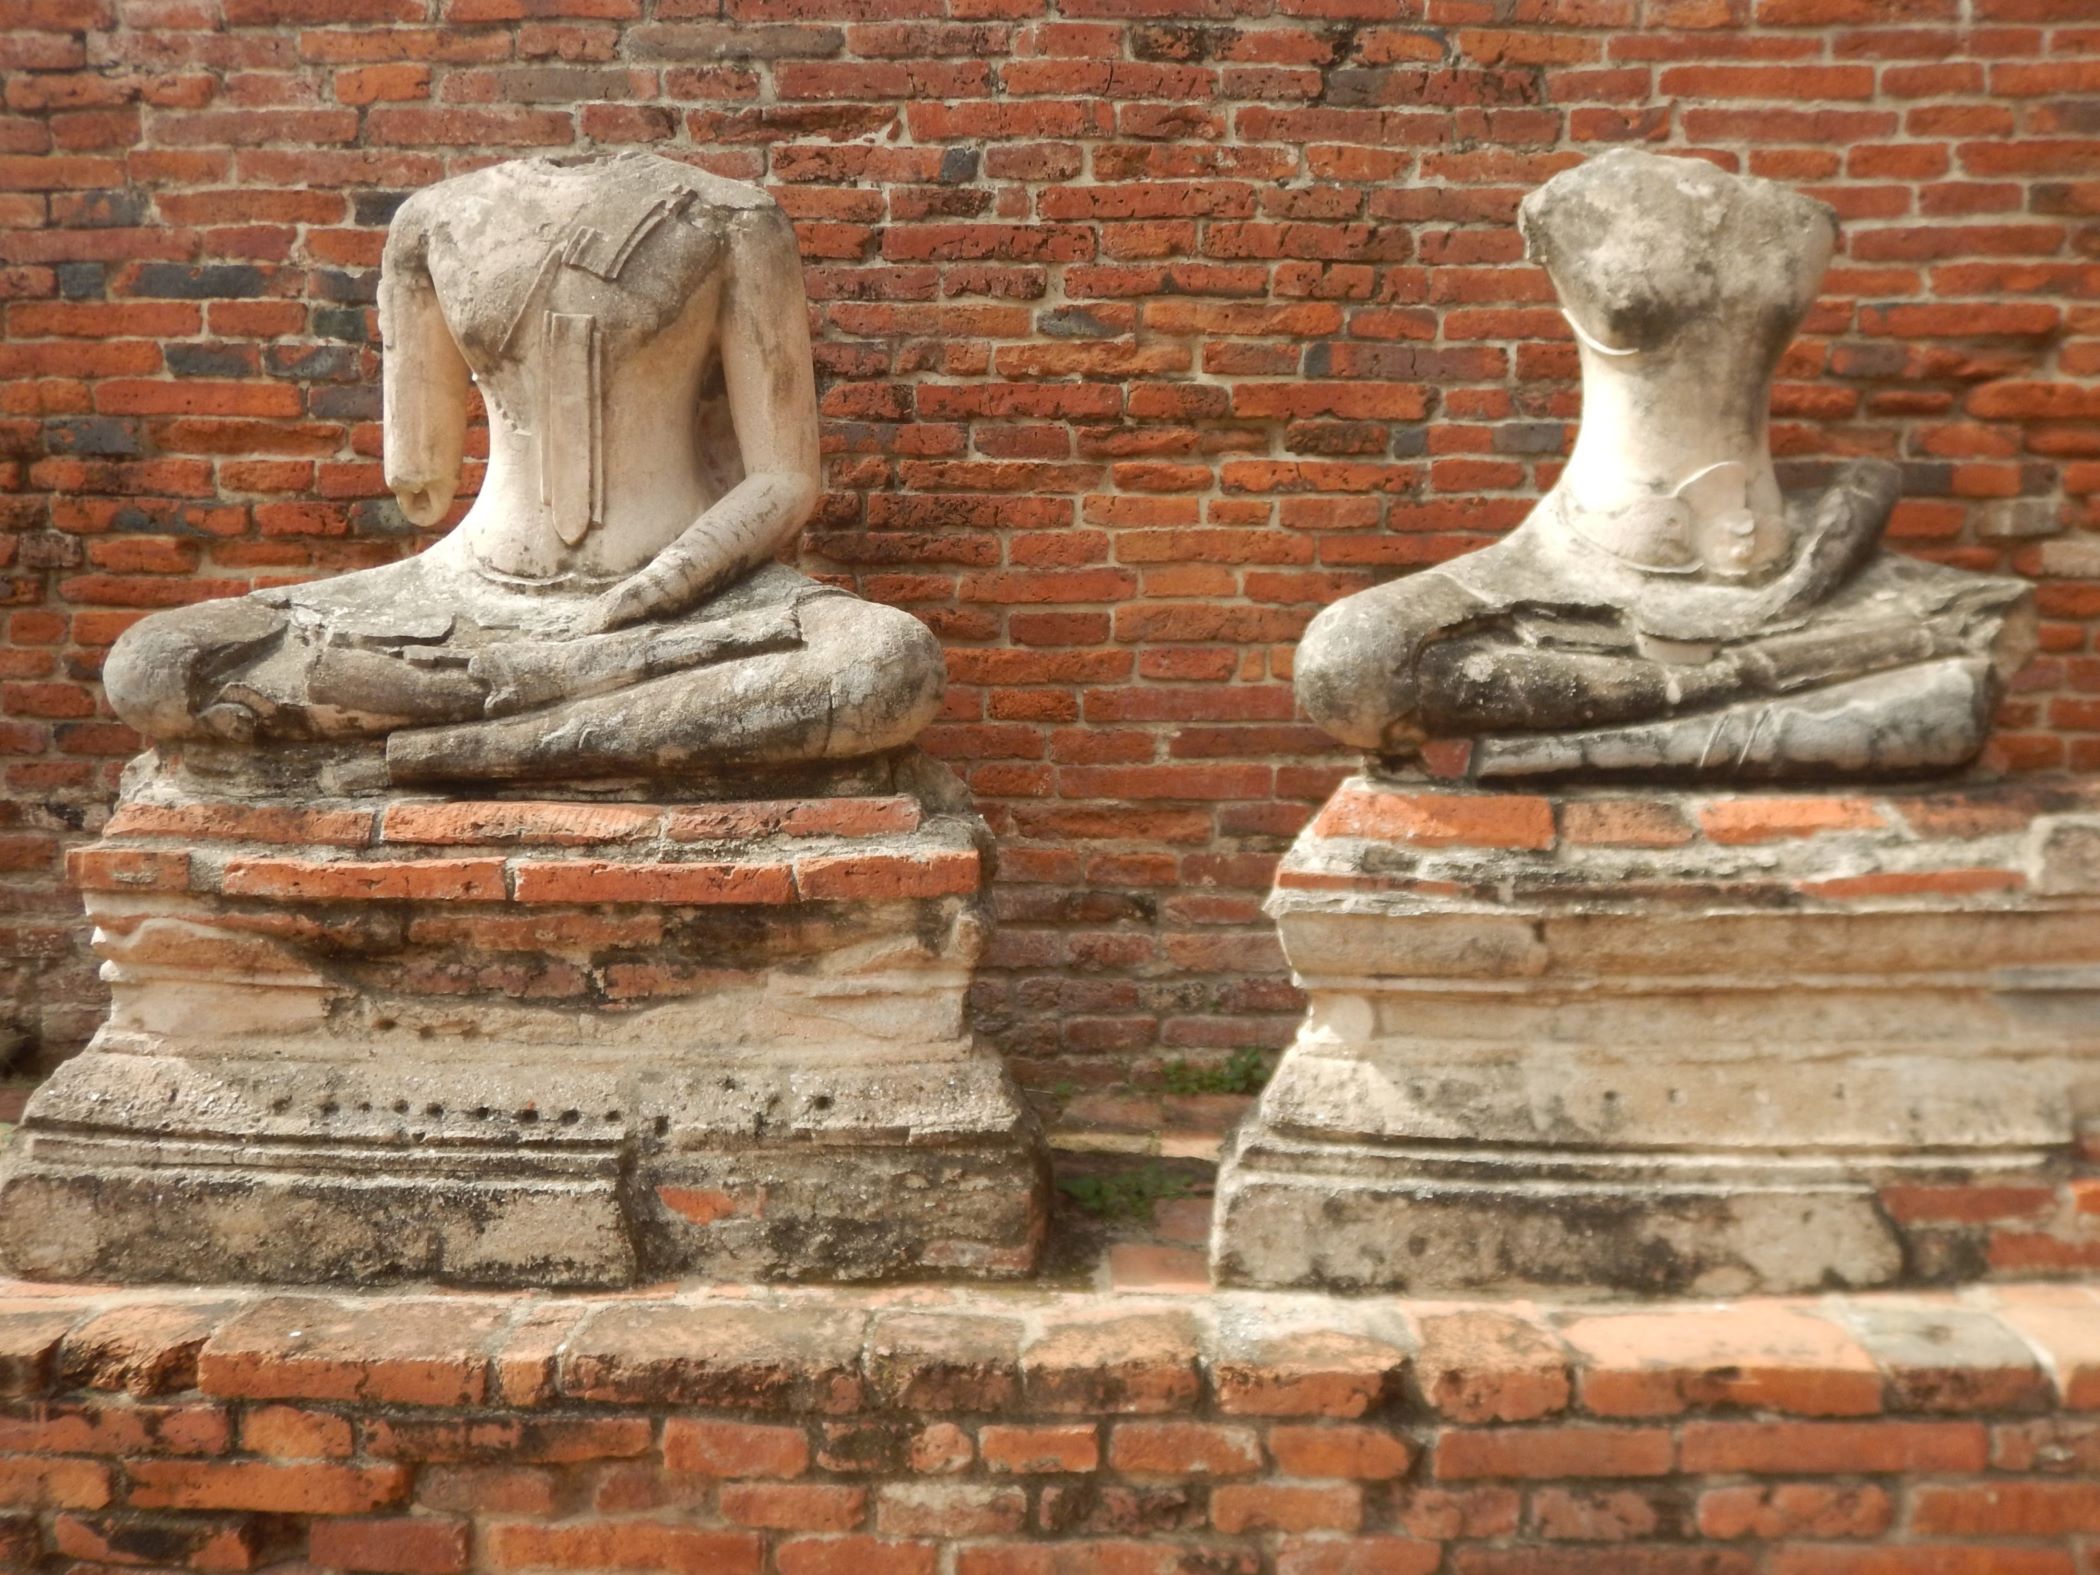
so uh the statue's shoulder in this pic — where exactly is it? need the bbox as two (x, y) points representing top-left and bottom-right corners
(387, 181), (441, 233)
(381, 180), (448, 265)
(392, 160), (509, 219)
(382, 163), (509, 254)
(383, 157), (787, 273)
(659, 160), (777, 217)
(686, 174), (796, 264)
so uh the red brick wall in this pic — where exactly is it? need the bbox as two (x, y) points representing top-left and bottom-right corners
(3, 0), (2098, 1086)
(4, 1281), (2100, 1574)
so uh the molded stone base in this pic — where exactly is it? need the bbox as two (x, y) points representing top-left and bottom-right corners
(1213, 774), (2100, 1296)
(1, 1149), (636, 1289)
(0, 751), (1048, 1288)
(1213, 1132), (2028, 1298)
(3, 1055), (1044, 1288)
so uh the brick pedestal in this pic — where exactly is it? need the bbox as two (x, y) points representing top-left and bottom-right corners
(1213, 775), (2100, 1297)
(0, 1277), (2096, 1572)
(0, 753), (1047, 1288)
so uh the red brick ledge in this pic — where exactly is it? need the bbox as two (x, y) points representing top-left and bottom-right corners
(66, 795), (981, 907)
(1, 1281), (2096, 1572)
(1282, 776), (2100, 908)
(102, 796), (925, 850)
(1309, 778), (2100, 855)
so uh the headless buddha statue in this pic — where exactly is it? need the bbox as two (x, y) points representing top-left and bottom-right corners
(1295, 149), (2036, 781)
(105, 151), (945, 791)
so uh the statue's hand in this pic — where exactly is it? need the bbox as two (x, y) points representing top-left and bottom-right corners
(390, 478), (457, 529)
(584, 540), (746, 635)
(587, 559), (686, 634)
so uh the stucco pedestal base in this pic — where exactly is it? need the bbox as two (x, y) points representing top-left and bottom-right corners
(0, 752), (1047, 1288)
(1213, 775), (2100, 1297)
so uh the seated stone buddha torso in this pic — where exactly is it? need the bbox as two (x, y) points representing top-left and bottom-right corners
(104, 151), (944, 795)
(1294, 149), (2035, 782)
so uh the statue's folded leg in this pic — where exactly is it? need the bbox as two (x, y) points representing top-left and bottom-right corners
(1292, 571), (1504, 753)
(103, 597), (290, 744)
(469, 603), (804, 717)
(107, 596), (492, 746)
(1470, 656), (1995, 781)
(384, 597), (946, 785)
(1413, 639), (1751, 736)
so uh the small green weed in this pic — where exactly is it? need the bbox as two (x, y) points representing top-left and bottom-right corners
(1057, 1164), (1191, 1223)
(1160, 1047), (1272, 1097)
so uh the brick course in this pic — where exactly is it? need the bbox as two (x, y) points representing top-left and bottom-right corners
(0, 1281), (2094, 1569)
(2, 0), (2099, 1120)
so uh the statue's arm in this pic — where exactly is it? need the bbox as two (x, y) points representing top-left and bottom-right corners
(593, 202), (823, 631)
(1785, 458), (1898, 603)
(379, 195), (472, 529)
(1413, 638), (1746, 734)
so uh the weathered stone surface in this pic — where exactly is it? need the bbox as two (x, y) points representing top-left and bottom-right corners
(0, 1304), (86, 1398)
(1989, 1286), (2100, 1410)
(864, 1314), (1026, 1413)
(1293, 149), (2033, 784)
(58, 1302), (235, 1398)
(198, 1298), (509, 1407)
(1213, 775), (2100, 1296)
(1215, 1146), (1908, 1299)
(1831, 1303), (2051, 1415)
(0, 1150), (638, 1289)
(1411, 1311), (1571, 1424)
(2030, 815), (2100, 896)
(0, 762), (1047, 1287)
(99, 151), (943, 796)
(1021, 1312), (1204, 1416)
(1209, 1305), (1412, 1420)
(561, 1303), (866, 1412)
(1558, 1305), (1883, 1418)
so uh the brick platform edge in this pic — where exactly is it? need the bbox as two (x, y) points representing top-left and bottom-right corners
(1, 1280), (2099, 1573)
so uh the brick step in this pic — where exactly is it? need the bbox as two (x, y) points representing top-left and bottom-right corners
(0, 1281), (2095, 1572)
